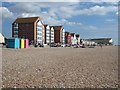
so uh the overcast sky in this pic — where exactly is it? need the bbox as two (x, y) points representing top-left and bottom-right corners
(0, 0), (119, 45)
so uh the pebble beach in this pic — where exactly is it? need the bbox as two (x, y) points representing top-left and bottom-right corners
(2, 46), (118, 88)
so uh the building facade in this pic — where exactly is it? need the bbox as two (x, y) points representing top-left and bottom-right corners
(71, 33), (77, 45)
(12, 17), (44, 45)
(81, 38), (113, 46)
(50, 27), (55, 44)
(65, 32), (69, 44)
(12, 17), (82, 47)
(43, 25), (50, 45)
(65, 32), (80, 45)
(65, 32), (72, 45)
(43, 25), (55, 45)
(52, 26), (65, 44)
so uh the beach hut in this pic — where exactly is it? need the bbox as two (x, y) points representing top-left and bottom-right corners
(7, 38), (20, 48)
(20, 38), (24, 48)
(24, 39), (29, 48)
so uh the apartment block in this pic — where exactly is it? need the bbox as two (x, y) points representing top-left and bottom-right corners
(50, 26), (54, 44)
(52, 26), (65, 44)
(43, 25), (50, 45)
(42, 25), (55, 46)
(65, 32), (72, 45)
(12, 17), (83, 47)
(12, 17), (44, 45)
(71, 33), (77, 45)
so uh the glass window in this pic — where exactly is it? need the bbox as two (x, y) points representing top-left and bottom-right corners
(14, 32), (18, 35)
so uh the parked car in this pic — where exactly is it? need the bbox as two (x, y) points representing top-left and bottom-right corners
(73, 44), (79, 48)
(61, 44), (65, 47)
(80, 44), (85, 48)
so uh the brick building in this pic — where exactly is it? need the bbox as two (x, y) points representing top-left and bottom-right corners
(52, 26), (65, 44)
(65, 32), (72, 45)
(12, 17), (44, 45)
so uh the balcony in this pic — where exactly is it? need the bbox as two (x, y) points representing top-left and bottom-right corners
(46, 40), (50, 43)
(14, 35), (18, 37)
(37, 31), (42, 33)
(14, 32), (18, 35)
(37, 40), (42, 42)
(46, 37), (49, 40)
(14, 30), (18, 33)
(14, 23), (18, 27)
(51, 30), (54, 32)
(46, 30), (50, 33)
(46, 34), (49, 37)
(51, 36), (54, 38)
(37, 35), (42, 38)
(14, 27), (18, 29)
(37, 26), (42, 29)
(51, 32), (54, 34)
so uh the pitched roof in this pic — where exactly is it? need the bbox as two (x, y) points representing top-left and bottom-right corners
(51, 26), (63, 30)
(91, 38), (112, 41)
(43, 24), (48, 28)
(76, 34), (80, 37)
(71, 33), (75, 37)
(65, 31), (70, 33)
(14, 17), (40, 23)
(83, 38), (112, 41)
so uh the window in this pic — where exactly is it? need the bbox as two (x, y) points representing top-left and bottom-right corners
(14, 32), (18, 35)
(37, 33), (41, 35)
(51, 33), (54, 35)
(51, 36), (54, 38)
(14, 28), (18, 31)
(37, 28), (42, 31)
(37, 37), (40, 40)
(14, 35), (18, 37)
(14, 23), (18, 27)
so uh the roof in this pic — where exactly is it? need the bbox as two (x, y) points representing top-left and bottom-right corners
(65, 32), (70, 36)
(43, 24), (48, 28)
(91, 38), (112, 40)
(51, 26), (63, 30)
(71, 33), (75, 37)
(65, 32), (70, 34)
(76, 34), (80, 37)
(83, 38), (112, 41)
(13, 17), (40, 23)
